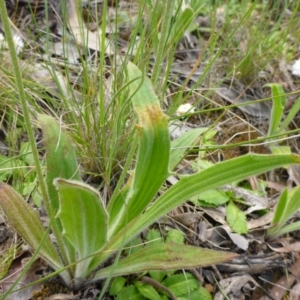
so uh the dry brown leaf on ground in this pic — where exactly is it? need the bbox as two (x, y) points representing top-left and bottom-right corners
(213, 226), (249, 250)
(247, 211), (274, 230)
(288, 165), (300, 186)
(259, 252), (300, 300)
(171, 212), (203, 227)
(290, 282), (300, 300)
(216, 84), (271, 119)
(268, 241), (300, 253)
(1, 257), (44, 300)
(44, 294), (80, 300)
(214, 274), (261, 300)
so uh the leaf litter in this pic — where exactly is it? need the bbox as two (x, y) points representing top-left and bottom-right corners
(1, 1), (300, 299)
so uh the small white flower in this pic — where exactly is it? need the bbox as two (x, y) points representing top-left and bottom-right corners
(175, 103), (195, 116)
(292, 59), (300, 77)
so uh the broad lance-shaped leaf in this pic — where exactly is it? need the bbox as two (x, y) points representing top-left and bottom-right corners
(0, 183), (71, 284)
(39, 115), (81, 213)
(93, 242), (237, 280)
(108, 62), (170, 236)
(90, 153), (300, 268)
(54, 179), (108, 279)
(128, 154), (300, 242)
(39, 114), (80, 269)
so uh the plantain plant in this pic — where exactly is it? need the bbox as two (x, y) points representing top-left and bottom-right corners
(1, 63), (300, 296)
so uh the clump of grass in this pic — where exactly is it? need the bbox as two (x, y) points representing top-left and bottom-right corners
(0, 0), (299, 200)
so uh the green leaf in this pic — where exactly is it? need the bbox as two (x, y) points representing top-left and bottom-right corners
(108, 62), (170, 236)
(109, 277), (127, 296)
(169, 128), (207, 171)
(271, 188), (288, 225)
(31, 186), (43, 208)
(181, 287), (212, 300)
(107, 180), (131, 236)
(146, 230), (170, 281)
(162, 273), (198, 296)
(0, 245), (15, 280)
(54, 179), (108, 279)
(0, 183), (69, 282)
(95, 153), (300, 267)
(277, 221), (300, 237)
(39, 114), (81, 268)
(166, 229), (184, 244)
(125, 237), (144, 255)
(226, 200), (248, 234)
(93, 242), (237, 280)
(116, 285), (145, 300)
(282, 187), (300, 224)
(124, 61), (170, 218)
(0, 154), (25, 181)
(268, 187), (300, 239)
(265, 83), (286, 137)
(128, 154), (299, 242)
(149, 270), (167, 283)
(172, 6), (194, 45)
(135, 281), (162, 300)
(197, 189), (229, 206)
(39, 114), (80, 214)
(20, 142), (35, 166)
(269, 145), (291, 155)
(279, 96), (300, 132)
(146, 229), (163, 244)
